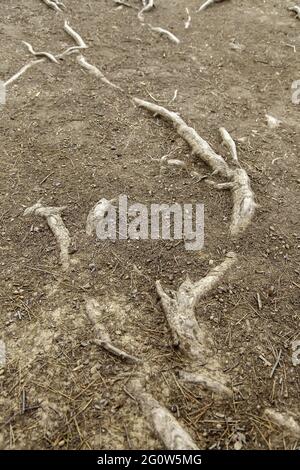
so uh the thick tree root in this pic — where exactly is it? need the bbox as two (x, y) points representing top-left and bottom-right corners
(24, 202), (71, 271)
(264, 408), (300, 438)
(156, 253), (236, 397)
(85, 298), (140, 364)
(128, 378), (199, 449)
(134, 98), (256, 237)
(133, 97), (229, 177)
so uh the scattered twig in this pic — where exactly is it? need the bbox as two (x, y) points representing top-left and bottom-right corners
(85, 298), (140, 363)
(128, 378), (199, 449)
(24, 201), (71, 271)
(22, 41), (59, 64)
(148, 25), (180, 44)
(264, 408), (300, 438)
(114, 0), (138, 9)
(77, 55), (123, 91)
(270, 349), (282, 378)
(0, 340), (6, 368)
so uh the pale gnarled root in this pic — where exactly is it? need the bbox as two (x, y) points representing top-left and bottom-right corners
(148, 26), (180, 45)
(41, 0), (65, 12)
(138, 0), (154, 21)
(85, 298), (140, 364)
(24, 201), (71, 271)
(63, 20), (88, 53)
(128, 378), (199, 450)
(156, 253), (237, 397)
(86, 198), (115, 236)
(133, 97), (229, 177)
(264, 408), (300, 438)
(77, 55), (123, 91)
(22, 41), (59, 64)
(206, 168), (256, 237)
(229, 168), (256, 237)
(198, 0), (229, 12)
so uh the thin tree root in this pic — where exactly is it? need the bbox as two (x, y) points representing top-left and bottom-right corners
(264, 408), (300, 438)
(148, 26), (180, 45)
(41, 0), (65, 12)
(219, 127), (238, 164)
(64, 21), (88, 50)
(22, 41), (59, 64)
(156, 253), (237, 397)
(138, 0), (154, 21)
(198, 0), (229, 12)
(85, 298), (140, 364)
(185, 8), (191, 29)
(128, 378), (199, 449)
(4, 60), (44, 87)
(24, 201), (71, 271)
(77, 55), (123, 91)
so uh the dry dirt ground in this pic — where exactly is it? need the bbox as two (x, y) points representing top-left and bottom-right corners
(0, 0), (300, 450)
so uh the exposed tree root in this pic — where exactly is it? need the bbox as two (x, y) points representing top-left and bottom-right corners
(41, 0), (65, 12)
(133, 97), (229, 177)
(138, 0), (154, 21)
(156, 252), (236, 397)
(85, 298), (140, 364)
(24, 201), (71, 271)
(219, 127), (238, 164)
(198, 0), (229, 12)
(77, 55), (123, 91)
(149, 26), (180, 45)
(207, 168), (256, 237)
(288, 5), (300, 19)
(86, 198), (115, 236)
(134, 98), (256, 237)
(185, 8), (191, 29)
(64, 21), (88, 50)
(264, 409), (300, 438)
(22, 41), (59, 64)
(4, 60), (44, 87)
(128, 378), (199, 449)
